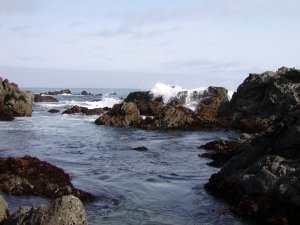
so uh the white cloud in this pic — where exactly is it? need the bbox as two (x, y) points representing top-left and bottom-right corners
(0, 0), (40, 14)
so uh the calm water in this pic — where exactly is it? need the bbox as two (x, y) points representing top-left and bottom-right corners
(0, 88), (248, 225)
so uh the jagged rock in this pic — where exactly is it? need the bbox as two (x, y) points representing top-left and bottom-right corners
(206, 107), (300, 224)
(95, 102), (142, 126)
(226, 67), (300, 132)
(44, 89), (71, 95)
(0, 156), (95, 202)
(3, 195), (87, 225)
(0, 195), (9, 223)
(81, 91), (92, 96)
(34, 94), (58, 103)
(48, 109), (60, 113)
(62, 105), (104, 116)
(0, 77), (34, 120)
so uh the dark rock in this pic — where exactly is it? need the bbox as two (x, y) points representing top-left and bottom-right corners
(95, 102), (142, 126)
(226, 67), (300, 132)
(62, 105), (104, 116)
(48, 109), (60, 113)
(34, 94), (58, 103)
(0, 156), (95, 202)
(81, 91), (92, 96)
(206, 107), (300, 224)
(103, 107), (111, 111)
(133, 146), (148, 151)
(0, 77), (34, 120)
(0, 195), (9, 223)
(44, 89), (71, 95)
(3, 195), (87, 225)
(95, 93), (102, 96)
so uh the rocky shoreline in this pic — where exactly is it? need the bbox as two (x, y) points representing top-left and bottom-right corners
(1, 66), (300, 224)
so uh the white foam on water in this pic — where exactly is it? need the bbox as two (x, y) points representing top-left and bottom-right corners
(36, 97), (121, 109)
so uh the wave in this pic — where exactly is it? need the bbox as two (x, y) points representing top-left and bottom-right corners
(150, 82), (234, 111)
(37, 96), (122, 109)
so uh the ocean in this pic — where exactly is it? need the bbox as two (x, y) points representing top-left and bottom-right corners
(0, 86), (248, 225)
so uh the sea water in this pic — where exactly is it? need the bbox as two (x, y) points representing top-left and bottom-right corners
(0, 85), (249, 225)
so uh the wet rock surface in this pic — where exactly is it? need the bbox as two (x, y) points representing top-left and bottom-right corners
(206, 107), (300, 224)
(133, 146), (148, 152)
(34, 94), (58, 103)
(0, 77), (34, 120)
(3, 195), (87, 225)
(0, 156), (95, 202)
(62, 105), (104, 116)
(81, 90), (92, 96)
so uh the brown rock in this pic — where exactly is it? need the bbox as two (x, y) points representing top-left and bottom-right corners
(34, 94), (58, 103)
(0, 156), (95, 202)
(62, 105), (104, 116)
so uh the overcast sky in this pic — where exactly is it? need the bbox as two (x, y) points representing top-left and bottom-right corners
(0, 0), (300, 89)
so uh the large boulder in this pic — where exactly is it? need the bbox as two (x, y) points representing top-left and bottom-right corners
(95, 102), (142, 126)
(0, 77), (34, 120)
(3, 195), (87, 225)
(0, 156), (95, 202)
(0, 195), (9, 224)
(206, 107), (300, 224)
(62, 105), (104, 116)
(226, 67), (300, 132)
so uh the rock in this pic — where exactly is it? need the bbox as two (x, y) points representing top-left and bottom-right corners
(133, 146), (148, 151)
(34, 94), (58, 103)
(0, 156), (95, 202)
(44, 89), (71, 95)
(95, 102), (142, 126)
(0, 195), (9, 223)
(3, 195), (87, 225)
(0, 77), (34, 120)
(81, 91), (92, 96)
(205, 107), (300, 224)
(124, 91), (164, 116)
(226, 67), (300, 132)
(62, 105), (104, 116)
(48, 109), (60, 113)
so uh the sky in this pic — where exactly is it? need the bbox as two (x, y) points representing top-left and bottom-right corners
(0, 0), (300, 89)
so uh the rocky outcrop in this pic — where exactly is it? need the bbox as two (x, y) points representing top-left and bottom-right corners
(43, 89), (71, 95)
(198, 134), (252, 167)
(95, 102), (142, 126)
(0, 195), (9, 224)
(34, 94), (58, 103)
(96, 87), (229, 130)
(0, 77), (34, 120)
(81, 91), (92, 96)
(3, 195), (87, 225)
(225, 67), (300, 132)
(0, 156), (95, 202)
(206, 107), (300, 224)
(62, 105), (104, 116)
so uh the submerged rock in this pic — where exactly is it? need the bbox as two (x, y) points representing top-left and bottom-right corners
(0, 156), (95, 202)
(3, 195), (87, 225)
(0, 77), (34, 120)
(48, 109), (60, 113)
(206, 107), (300, 224)
(0, 195), (9, 224)
(34, 94), (58, 103)
(43, 89), (71, 95)
(133, 146), (148, 152)
(62, 105), (104, 116)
